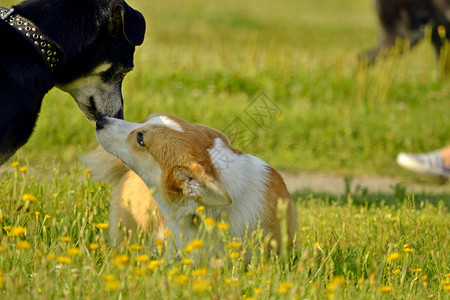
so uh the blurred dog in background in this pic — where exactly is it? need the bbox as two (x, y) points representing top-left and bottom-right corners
(366, 0), (450, 64)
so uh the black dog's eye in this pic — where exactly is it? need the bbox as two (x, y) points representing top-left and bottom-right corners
(137, 132), (145, 147)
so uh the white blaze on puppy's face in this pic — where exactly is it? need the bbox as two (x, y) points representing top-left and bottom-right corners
(57, 63), (123, 120)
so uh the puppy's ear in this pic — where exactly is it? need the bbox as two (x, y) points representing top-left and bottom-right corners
(172, 166), (232, 207)
(109, 1), (146, 46)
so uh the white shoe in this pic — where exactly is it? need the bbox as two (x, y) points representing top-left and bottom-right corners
(396, 151), (450, 179)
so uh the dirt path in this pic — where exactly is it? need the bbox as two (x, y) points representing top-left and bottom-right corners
(280, 171), (450, 195)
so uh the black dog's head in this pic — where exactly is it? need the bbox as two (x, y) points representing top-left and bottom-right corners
(15, 0), (146, 120)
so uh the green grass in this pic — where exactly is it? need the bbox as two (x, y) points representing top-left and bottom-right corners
(1, 0), (450, 298)
(0, 165), (449, 299)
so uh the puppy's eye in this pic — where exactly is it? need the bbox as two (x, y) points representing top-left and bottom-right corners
(137, 132), (145, 147)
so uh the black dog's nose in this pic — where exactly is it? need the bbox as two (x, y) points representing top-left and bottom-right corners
(96, 117), (108, 130)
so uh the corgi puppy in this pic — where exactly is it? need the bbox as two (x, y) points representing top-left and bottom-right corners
(86, 113), (297, 252)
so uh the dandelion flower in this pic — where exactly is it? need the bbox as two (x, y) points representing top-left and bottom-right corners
(10, 226), (26, 237)
(185, 239), (204, 253)
(193, 267), (207, 277)
(89, 243), (99, 250)
(147, 260), (160, 270)
(17, 241), (31, 250)
(277, 282), (294, 294)
(67, 247), (81, 256)
(217, 221), (229, 231)
(445, 273), (450, 278)
(226, 240), (243, 249)
(136, 255), (149, 262)
(83, 169), (91, 176)
(205, 217), (215, 227)
(412, 268), (422, 273)
(444, 285), (450, 292)
(393, 268), (401, 275)
(421, 275), (428, 282)
(165, 230), (172, 237)
(229, 252), (239, 259)
(154, 238), (163, 245)
(22, 193), (37, 203)
(133, 267), (146, 276)
(173, 275), (189, 285)
(441, 279), (450, 285)
(60, 236), (72, 243)
(328, 276), (345, 291)
(57, 256), (71, 264)
(193, 279), (210, 292)
(95, 223), (109, 229)
(44, 215), (50, 220)
(47, 253), (56, 260)
(403, 248), (414, 253)
(129, 244), (142, 251)
(254, 288), (262, 295)
(105, 279), (120, 291)
(112, 254), (129, 266)
(19, 166), (28, 173)
(181, 259), (194, 266)
(11, 161), (19, 168)
(379, 286), (393, 293)
(3, 226), (11, 232)
(386, 252), (400, 262)
(35, 211), (40, 217)
(196, 206), (205, 212)
(327, 293), (335, 299)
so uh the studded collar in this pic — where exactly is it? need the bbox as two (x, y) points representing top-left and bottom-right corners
(1, 7), (63, 72)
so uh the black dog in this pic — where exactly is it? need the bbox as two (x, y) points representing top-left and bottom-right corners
(366, 0), (450, 63)
(0, 0), (145, 164)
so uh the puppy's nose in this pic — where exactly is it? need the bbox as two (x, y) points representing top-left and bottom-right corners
(96, 117), (108, 130)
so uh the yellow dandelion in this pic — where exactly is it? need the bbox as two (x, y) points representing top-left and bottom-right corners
(22, 193), (37, 203)
(105, 279), (120, 291)
(173, 275), (189, 285)
(193, 279), (210, 292)
(224, 278), (239, 286)
(277, 282), (294, 294)
(3, 226), (11, 232)
(129, 244), (142, 251)
(393, 268), (401, 275)
(104, 274), (115, 281)
(421, 275), (428, 282)
(217, 221), (229, 231)
(154, 238), (163, 245)
(89, 243), (99, 250)
(11, 161), (19, 168)
(44, 214), (50, 220)
(226, 240), (243, 249)
(403, 244), (408, 248)
(0, 246), (4, 252)
(60, 236), (72, 243)
(95, 223), (109, 229)
(112, 254), (129, 266)
(165, 230), (172, 237)
(403, 248), (414, 253)
(387, 252), (400, 262)
(254, 288), (262, 295)
(185, 239), (204, 253)
(412, 268), (422, 273)
(147, 260), (160, 270)
(136, 255), (149, 262)
(133, 267), (146, 276)
(327, 293), (335, 299)
(192, 267), (207, 277)
(445, 273), (450, 278)
(47, 253), (56, 260)
(444, 285), (450, 292)
(379, 286), (393, 293)
(156, 244), (163, 251)
(35, 211), (40, 217)
(328, 276), (345, 291)
(19, 166), (28, 173)
(83, 168), (91, 176)
(57, 256), (71, 264)
(205, 217), (215, 226)
(196, 206), (205, 212)
(10, 226), (26, 237)
(229, 252), (239, 259)
(67, 247), (81, 256)
(441, 279), (450, 285)
(265, 279), (271, 285)
(17, 241), (31, 250)
(35, 251), (42, 259)
(315, 242), (321, 247)
(181, 259), (194, 266)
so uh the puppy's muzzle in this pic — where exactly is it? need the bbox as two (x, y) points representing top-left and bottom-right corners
(96, 117), (109, 130)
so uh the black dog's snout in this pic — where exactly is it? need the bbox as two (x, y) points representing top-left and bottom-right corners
(96, 117), (108, 130)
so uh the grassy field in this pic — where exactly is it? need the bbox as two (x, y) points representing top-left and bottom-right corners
(1, 0), (450, 299)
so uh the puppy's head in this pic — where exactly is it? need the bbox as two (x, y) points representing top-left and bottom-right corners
(51, 0), (146, 120)
(95, 114), (232, 208)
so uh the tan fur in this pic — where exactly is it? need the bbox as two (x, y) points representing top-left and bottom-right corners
(88, 113), (298, 252)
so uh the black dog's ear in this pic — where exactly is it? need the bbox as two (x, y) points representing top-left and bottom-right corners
(109, 1), (146, 46)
